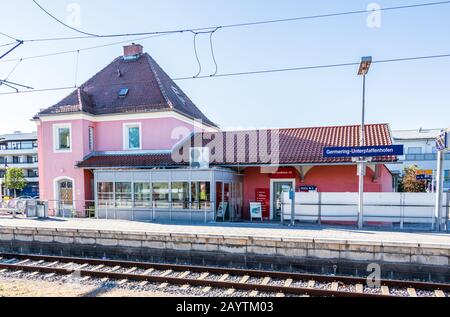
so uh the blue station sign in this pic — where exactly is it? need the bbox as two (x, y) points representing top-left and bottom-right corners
(323, 145), (404, 158)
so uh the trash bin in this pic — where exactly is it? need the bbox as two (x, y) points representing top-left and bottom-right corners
(25, 200), (37, 217)
(36, 201), (48, 218)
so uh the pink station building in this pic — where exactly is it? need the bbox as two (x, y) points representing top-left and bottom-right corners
(34, 44), (396, 222)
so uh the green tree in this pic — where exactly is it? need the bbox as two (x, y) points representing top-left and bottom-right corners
(401, 165), (426, 193)
(4, 168), (27, 198)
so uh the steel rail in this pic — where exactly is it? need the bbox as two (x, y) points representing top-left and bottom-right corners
(0, 252), (449, 296)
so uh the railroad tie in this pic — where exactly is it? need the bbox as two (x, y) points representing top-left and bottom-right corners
(249, 290), (259, 297)
(330, 282), (339, 291)
(34, 260), (44, 265)
(12, 270), (23, 275)
(124, 267), (137, 274)
(381, 286), (390, 296)
(261, 277), (271, 286)
(59, 262), (74, 269)
(239, 275), (250, 284)
(0, 269), (7, 273)
(307, 280), (315, 288)
(117, 279), (128, 285)
(218, 274), (229, 282)
(143, 268), (155, 275)
(160, 270), (173, 277)
(92, 265), (104, 271)
(5, 258), (17, 264)
(198, 272), (209, 280)
(284, 278), (293, 287)
(407, 288), (417, 297)
(355, 284), (364, 294)
(158, 282), (169, 289)
(80, 276), (91, 282)
(180, 284), (191, 290)
(276, 293), (285, 297)
(16, 259), (30, 265)
(139, 281), (148, 287)
(225, 288), (236, 295)
(27, 271), (39, 278)
(202, 286), (212, 293)
(109, 266), (121, 272)
(43, 261), (59, 268)
(434, 290), (445, 297)
(178, 271), (191, 279)
(101, 277), (109, 283)
(75, 263), (89, 270)
(44, 273), (56, 279)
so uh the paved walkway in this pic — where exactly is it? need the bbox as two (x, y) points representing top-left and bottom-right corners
(0, 217), (449, 246)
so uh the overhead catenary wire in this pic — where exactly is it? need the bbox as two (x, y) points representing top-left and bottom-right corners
(0, 53), (449, 95)
(0, 33), (175, 64)
(15, 1), (450, 43)
(32, 0), (100, 37)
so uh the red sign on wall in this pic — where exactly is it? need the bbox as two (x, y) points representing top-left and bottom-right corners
(269, 167), (296, 179)
(255, 188), (270, 220)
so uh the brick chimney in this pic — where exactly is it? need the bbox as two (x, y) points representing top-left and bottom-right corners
(123, 43), (143, 58)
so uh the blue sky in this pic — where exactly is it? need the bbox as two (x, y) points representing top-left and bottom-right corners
(0, 0), (449, 134)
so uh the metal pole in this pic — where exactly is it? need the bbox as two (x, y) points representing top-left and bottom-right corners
(357, 74), (366, 229)
(434, 150), (444, 231)
(290, 190), (295, 226)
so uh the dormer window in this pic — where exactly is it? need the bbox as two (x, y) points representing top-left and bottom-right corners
(119, 88), (129, 98)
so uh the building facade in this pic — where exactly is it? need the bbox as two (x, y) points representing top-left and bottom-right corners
(386, 128), (450, 191)
(0, 131), (39, 198)
(34, 44), (396, 222)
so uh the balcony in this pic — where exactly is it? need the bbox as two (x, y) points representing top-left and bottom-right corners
(0, 162), (38, 169)
(0, 147), (38, 156)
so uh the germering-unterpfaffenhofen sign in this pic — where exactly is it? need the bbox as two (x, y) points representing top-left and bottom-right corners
(323, 145), (404, 158)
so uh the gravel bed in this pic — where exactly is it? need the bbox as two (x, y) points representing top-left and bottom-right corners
(416, 290), (436, 297)
(291, 280), (309, 288)
(364, 286), (381, 294)
(204, 274), (222, 281)
(225, 275), (242, 282)
(187, 272), (201, 279)
(247, 277), (262, 285)
(338, 284), (356, 292)
(268, 279), (285, 287)
(389, 288), (409, 297)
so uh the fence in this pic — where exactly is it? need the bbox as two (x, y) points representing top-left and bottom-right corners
(282, 192), (450, 231)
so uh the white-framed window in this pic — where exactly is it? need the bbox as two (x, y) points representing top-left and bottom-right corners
(53, 123), (72, 152)
(123, 122), (142, 150)
(88, 126), (94, 151)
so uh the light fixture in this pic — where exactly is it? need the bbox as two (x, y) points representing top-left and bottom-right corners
(357, 56), (372, 76)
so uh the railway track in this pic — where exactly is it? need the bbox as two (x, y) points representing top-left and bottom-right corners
(0, 252), (448, 297)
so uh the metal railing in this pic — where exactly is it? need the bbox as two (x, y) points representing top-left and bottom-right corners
(281, 193), (450, 231)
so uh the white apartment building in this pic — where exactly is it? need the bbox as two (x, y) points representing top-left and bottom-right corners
(0, 131), (39, 198)
(386, 128), (450, 192)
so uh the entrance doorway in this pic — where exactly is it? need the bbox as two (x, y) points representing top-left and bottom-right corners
(271, 180), (294, 221)
(57, 179), (74, 216)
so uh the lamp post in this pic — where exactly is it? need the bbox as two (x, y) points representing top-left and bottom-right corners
(356, 56), (372, 229)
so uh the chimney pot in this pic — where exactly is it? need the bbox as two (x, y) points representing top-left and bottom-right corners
(123, 43), (143, 58)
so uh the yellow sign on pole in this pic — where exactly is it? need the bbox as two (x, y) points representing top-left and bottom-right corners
(416, 170), (433, 175)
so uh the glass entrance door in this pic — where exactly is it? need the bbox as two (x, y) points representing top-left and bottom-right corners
(272, 181), (293, 221)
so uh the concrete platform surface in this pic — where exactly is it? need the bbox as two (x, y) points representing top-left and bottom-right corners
(0, 217), (449, 247)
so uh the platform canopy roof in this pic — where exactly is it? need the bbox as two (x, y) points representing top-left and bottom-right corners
(77, 123), (397, 168)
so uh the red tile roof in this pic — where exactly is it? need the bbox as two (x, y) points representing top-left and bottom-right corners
(36, 52), (217, 127)
(77, 124), (396, 168)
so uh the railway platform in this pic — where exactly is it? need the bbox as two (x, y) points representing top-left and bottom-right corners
(0, 217), (449, 282)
